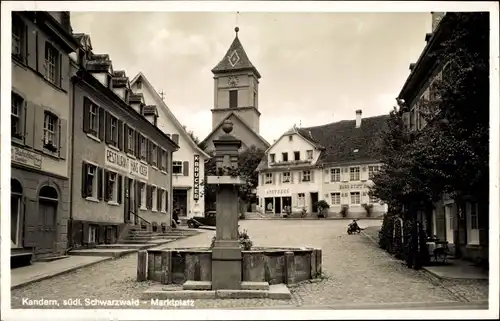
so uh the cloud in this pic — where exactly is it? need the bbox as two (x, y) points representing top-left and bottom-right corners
(70, 12), (431, 142)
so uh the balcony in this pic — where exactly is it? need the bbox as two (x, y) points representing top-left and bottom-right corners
(269, 159), (312, 167)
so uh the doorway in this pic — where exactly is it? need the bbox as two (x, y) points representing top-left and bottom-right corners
(274, 197), (282, 214)
(37, 186), (58, 255)
(173, 189), (188, 217)
(11, 179), (22, 248)
(310, 192), (319, 213)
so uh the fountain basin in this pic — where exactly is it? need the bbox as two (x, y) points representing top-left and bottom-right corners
(141, 247), (322, 285)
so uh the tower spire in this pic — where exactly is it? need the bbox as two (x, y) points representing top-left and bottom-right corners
(235, 11), (240, 37)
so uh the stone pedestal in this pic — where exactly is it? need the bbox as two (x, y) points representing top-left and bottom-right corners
(211, 182), (242, 290)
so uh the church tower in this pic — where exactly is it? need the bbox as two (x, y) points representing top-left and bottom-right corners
(211, 27), (261, 134)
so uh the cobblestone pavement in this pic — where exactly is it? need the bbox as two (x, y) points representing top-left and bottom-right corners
(11, 220), (488, 309)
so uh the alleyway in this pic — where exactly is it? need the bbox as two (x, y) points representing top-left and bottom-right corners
(11, 220), (488, 309)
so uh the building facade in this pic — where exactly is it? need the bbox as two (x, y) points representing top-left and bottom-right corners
(130, 73), (210, 218)
(201, 27), (269, 153)
(11, 11), (79, 259)
(68, 42), (178, 248)
(397, 12), (488, 262)
(257, 111), (388, 218)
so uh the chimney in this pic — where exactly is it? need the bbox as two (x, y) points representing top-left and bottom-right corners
(431, 12), (445, 32)
(171, 134), (179, 145)
(355, 110), (362, 128)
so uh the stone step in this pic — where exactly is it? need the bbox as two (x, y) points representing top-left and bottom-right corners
(241, 281), (270, 291)
(34, 255), (69, 263)
(68, 248), (137, 258)
(95, 244), (149, 250)
(183, 281), (212, 290)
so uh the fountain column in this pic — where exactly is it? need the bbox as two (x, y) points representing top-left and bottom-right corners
(206, 120), (243, 290)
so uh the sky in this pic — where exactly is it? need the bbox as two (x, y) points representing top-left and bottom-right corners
(70, 11), (432, 143)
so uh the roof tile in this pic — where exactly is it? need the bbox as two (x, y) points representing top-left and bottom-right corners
(211, 32), (261, 78)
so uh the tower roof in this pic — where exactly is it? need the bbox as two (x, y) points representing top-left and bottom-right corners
(211, 27), (261, 79)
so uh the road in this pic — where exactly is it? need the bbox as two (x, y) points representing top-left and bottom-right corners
(10, 219), (489, 309)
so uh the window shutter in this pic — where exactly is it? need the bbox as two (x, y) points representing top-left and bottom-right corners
(298, 172), (302, 183)
(123, 124), (129, 153)
(105, 112), (111, 144)
(104, 170), (110, 202)
(33, 105), (44, 151)
(183, 161), (189, 176)
(146, 185), (152, 209)
(81, 162), (88, 198)
(98, 107), (105, 141)
(165, 190), (169, 211)
(147, 140), (152, 164)
(60, 53), (70, 92)
(97, 168), (103, 200)
(292, 193), (298, 207)
(278, 173), (282, 184)
(135, 132), (141, 158)
(157, 146), (161, 167)
(290, 172), (294, 183)
(261, 174), (264, 185)
(59, 118), (67, 159)
(164, 151), (169, 172)
(160, 150), (165, 171)
(157, 189), (161, 210)
(117, 120), (123, 150)
(24, 102), (35, 147)
(26, 25), (37, 68)
(37, 34), (46, 75)
(311, 171), (315, 183)
(136, 181), (142, 209)
(117, 175), (123, 204)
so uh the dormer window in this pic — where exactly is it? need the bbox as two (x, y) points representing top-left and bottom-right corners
(269, 154), (275, 163)
(136, 80), (142, 89)
(306, 150), (313, 160)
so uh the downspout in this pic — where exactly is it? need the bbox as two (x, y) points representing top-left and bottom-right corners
(67, 75), (77, 249)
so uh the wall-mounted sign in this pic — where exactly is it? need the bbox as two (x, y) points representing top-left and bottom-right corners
(340, 184), (368, 190)
(11, 146), (42, 169)
(105, 146), (148, 180)
(265, 188), (290, 196)
(193, 154), (200, 200)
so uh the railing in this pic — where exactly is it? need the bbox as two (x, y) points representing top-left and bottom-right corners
(129, 211), (151, 229)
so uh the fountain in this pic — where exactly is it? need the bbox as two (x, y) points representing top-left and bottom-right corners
(138, 120), (322, 299)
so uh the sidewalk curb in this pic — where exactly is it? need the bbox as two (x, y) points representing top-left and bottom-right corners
(243, 217), (384, 221)
(11, 233), (201, 290)
(11, 256), (114, 290)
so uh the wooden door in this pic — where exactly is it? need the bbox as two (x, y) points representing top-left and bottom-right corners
(38, 200), (57, 254)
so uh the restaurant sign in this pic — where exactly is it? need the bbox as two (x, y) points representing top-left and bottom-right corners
(193, 154), (200, 200)
(11, 146), (42, 169)
(105, 146), (148, 180)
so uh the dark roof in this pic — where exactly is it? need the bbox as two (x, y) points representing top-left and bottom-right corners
(258, 115), (389, 171)
(113, 70), (126, 78)
(307, 115), (389, 165)
(211, 32), (261, 78)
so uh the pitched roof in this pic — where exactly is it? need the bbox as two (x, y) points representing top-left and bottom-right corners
(211, 30), (261, 78)
(129, 72), (210, 159)
(112, 70), (129, 88)
(129, 92), (144, 104)
(258, 115), (389, 170)
(200, 112), (270, 149)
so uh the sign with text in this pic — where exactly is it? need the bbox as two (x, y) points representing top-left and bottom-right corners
(339, 184), (368, 190)
(11, 146), (42, 169)
(105, 146), (148, 180)
(193, 154), (200, 200)
(265, 188), (290, 196)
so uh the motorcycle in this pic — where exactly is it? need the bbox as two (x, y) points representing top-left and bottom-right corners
(347, 219), (364, 235)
